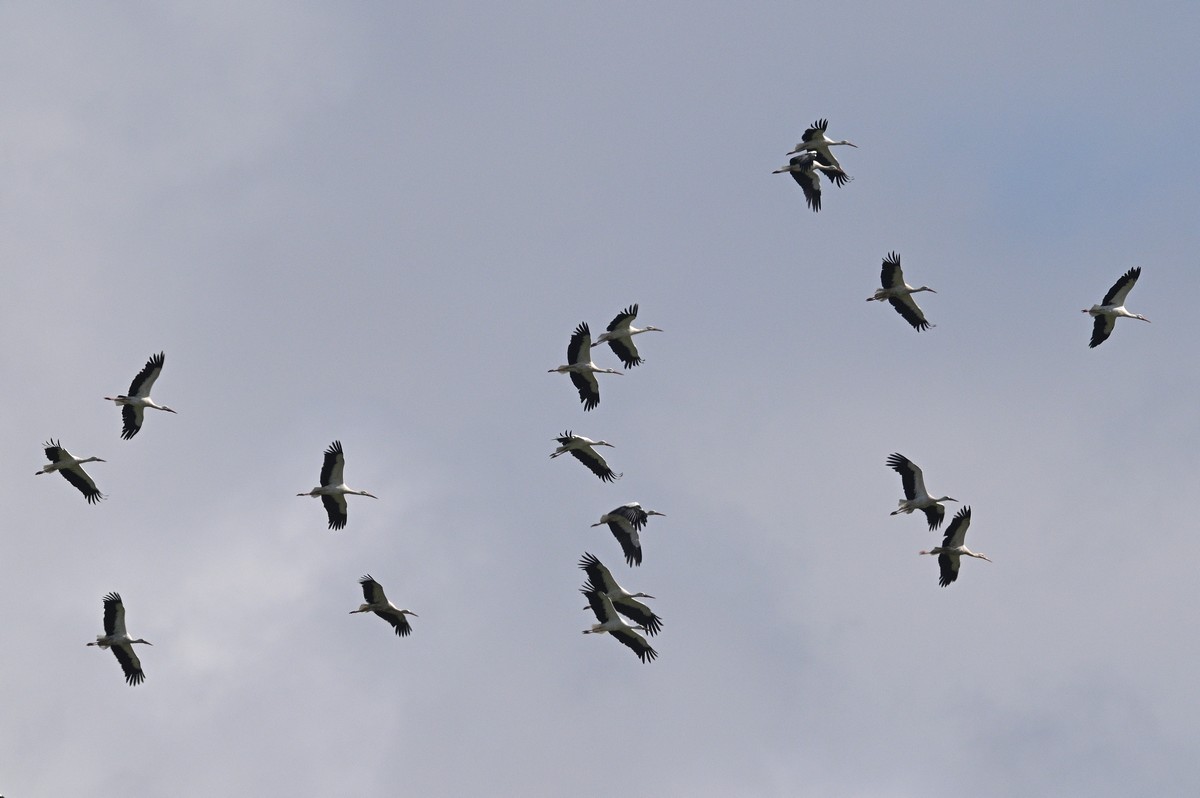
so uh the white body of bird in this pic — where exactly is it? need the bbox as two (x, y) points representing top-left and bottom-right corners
(578, 552), (662, 635)
(87, 592), (152, 685)
(350, 575), (417, 637)
(1083, 267), (1149, 348)
(590, 502), (665, 566)
(886, 453), (956, 531)
(919, 505), (991, 586)
(551, 431), (621, 482)
(298, 440), (378, 530)
(548, 321), (621, 411)
(591, 304), (662, 369)
(773, 151), (850, 213)
(104, 351), (176, 440)
(581, 587), (658, 663)
(36, 439), (105, 504)
(788, 118), (858, 171)
(867, 252), (936, 331)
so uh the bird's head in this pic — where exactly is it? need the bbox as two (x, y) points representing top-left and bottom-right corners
(595, 440), (614, 448)
(645, 510), (666, 518)
(162, 406), (177, 414)
(1136, 314), (1151, 322)
(359, 491), (379, 499)
(632, 592), (656, 600)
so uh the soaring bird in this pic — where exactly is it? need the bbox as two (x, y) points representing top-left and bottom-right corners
(1083, 267), (1149, 348)
(886, 453), (957, 531)
(350, 575), (417, 637)
(867, 252), (936, 331)
(548, 322), (621, 411)
(773, 151), (850, 212)
(297, 440), (378, 530)
(590, 502), (665, 566)
(788, 118), (858, 171)
(581, 587), (658, 663)
(919, 506), (990, 587)
(36, 439), (105, 504)
(87, 592), (152, 686)
(105, 351), (176, 440)
(551, 431), (621, 482)
(578, 552), (662, 635)
(592, 304), (662, 369)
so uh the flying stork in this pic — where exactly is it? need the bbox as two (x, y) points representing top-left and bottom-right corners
(87, 592), (152, 686)
(773, 151), (850, 213)
(297, 440), (378, 530)
(551, 431), (621, 482)
(788, 118), (858, 171)
(104, 351), (176, 440)
(590, 502), (665, 566)
(1083, 267), (1150, 348)
(867, 252), (936, 331)
(350, 575), (417, 637)
(919, 506), (990, 586)
(579, 552), (662, 635)
(548, 321), (621, 411)
(886, 453), (957, 531)
(581, 587), (658, 663)
(36, 439), (105, 504)
(592, 304), (662, 369)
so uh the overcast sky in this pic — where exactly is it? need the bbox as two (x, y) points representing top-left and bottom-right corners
(2, 3), (1199, 796)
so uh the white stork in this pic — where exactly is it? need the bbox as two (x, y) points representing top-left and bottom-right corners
(548, 321), (621, 411)
(788, 118), (858, 171)
(886, 453), (957, 531)
(551, 431), (621, 482)
(920, 506), (990, 587)
(297, 440), (378, 530)
(350, 575), (417, 637)
(581, 587), (658, 663)
(104, 351), (176, 440)
(87, 592), (151, 686)
(773, 151), (850, 213)
(867, 252), (936, 331)
(579, 552), (662, 635)
(36, 439), (105, 504)
(590, 502), (665, 566)
(592, 304), (662, 369)
(1083, 267), (1149, 348)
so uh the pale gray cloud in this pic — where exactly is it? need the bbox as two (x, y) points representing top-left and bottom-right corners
(2, 3), (1198, 796)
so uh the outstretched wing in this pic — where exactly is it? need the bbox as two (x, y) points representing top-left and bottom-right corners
(127, 352), (165, 397)
(1089, 314), (1116, 348)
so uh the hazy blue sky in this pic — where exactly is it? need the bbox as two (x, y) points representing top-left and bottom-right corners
(2, 3), (1198, 796)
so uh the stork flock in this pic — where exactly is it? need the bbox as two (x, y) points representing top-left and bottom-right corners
(40, 352), (407, 686)
(550, 304), (666, 663)
(37, 121), (1157, 687)
(778, 119), (1151, 347)
(773, 120), (1153, 586)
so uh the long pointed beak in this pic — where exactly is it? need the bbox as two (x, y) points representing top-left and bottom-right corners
(364, 493), (379, 499)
